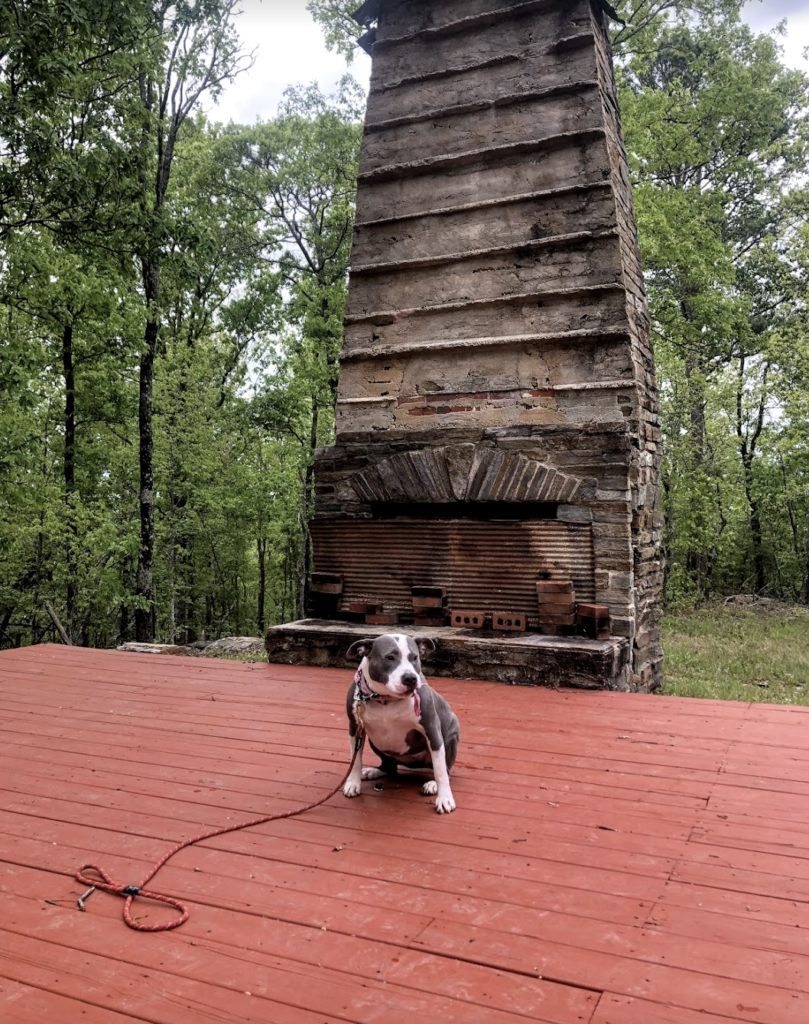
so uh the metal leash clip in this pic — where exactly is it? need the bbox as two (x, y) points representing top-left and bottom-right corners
(77, 886), (96, 912)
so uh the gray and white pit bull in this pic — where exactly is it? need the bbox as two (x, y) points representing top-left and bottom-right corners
(343, 634), (460, 813)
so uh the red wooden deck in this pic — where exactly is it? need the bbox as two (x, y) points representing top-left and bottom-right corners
(1, 645), (808, 1024)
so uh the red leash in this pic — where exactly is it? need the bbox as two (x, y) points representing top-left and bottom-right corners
(75, 738), (363, 932)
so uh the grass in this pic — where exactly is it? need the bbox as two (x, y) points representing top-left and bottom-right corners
(662, 601), (809, 704)
(202, 648), (269, 663)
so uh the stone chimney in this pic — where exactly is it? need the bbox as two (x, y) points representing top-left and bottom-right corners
(268, 0), (663, 691)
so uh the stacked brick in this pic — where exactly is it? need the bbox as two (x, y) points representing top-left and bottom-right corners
(412, 586), (448, 626)
(537, 580), (576, 636)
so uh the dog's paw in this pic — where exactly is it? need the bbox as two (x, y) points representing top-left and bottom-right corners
(421, 780), (438, 796)
(343, 779), (362, 798)
(435, 792), (456, 814)
(362, 767), (386, 780)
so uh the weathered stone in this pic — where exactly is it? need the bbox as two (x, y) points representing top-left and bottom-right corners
(374, 0), (589, 48)
(352, 184), (616, 268)
(203, 637), (265, 657)
(444, 444), (477, 499)
(343, 286), (629, 355)
(370, 7), (575, 93)
(355, 133), (609, 224)
(366, 49), (601, 136)
(346, 235), (623, 319)
(267, 0), (662, 693)
(267, 619), (630, 691)
(117, 642), (195, 657)
(362, 85), (604, 174)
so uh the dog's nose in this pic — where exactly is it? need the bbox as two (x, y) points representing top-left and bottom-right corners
(401, 673), (418, 691)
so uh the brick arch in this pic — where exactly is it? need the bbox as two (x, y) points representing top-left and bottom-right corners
(349, 445), (582, 505)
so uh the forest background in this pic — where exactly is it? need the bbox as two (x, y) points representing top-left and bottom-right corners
(1, 0), (808, 651)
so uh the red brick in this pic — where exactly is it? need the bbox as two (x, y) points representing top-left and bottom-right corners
(492, 612), (526, 632)
(450, 610), (486, 628)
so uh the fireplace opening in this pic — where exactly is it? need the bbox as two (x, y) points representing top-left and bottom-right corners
(309, 514), (597, 627)
(369, 501), (560, 521)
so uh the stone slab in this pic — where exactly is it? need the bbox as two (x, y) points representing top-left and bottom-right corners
(266, 619), (631, 690)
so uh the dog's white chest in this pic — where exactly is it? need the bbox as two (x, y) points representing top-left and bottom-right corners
(361, 696), (423, 757)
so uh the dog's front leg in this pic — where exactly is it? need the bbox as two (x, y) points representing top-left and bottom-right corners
(424, 743), (455, 814)
(343, 735), (365, 798)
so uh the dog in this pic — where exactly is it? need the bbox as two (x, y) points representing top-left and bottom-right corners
(343, 634), (460, 813)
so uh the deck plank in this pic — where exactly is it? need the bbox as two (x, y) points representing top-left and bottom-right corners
(2, 643), (809, 1024)
(590, 994), (756, 1024)
(0, 977), (141, 1024)
(3, 866), (597, 1024)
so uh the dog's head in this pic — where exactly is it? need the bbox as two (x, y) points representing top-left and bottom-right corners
(347, 633), (435, 698)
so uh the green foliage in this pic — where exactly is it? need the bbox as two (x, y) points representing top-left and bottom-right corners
(222, 79), (362, 612)
(0, 229), (142, 645)
(306, 0), (364, 62)
(610, 0), (750, 50)
(0, 0), (150, 237)
(619, 9), (809, 604)
(0, 3), (360, 648)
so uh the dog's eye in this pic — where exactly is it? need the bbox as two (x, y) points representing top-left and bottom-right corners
(386, 654), (395, 662)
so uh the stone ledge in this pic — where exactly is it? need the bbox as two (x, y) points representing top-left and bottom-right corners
(266, 620), (632, 690)
(118, 637), (264, 658)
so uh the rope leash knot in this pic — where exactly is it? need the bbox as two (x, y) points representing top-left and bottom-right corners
(74, 739), (363, 933)
(76, 863), (189, 931)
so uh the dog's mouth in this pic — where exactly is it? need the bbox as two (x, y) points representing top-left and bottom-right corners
(390, 678), (423, 697)
(370, 681), (420, 698)
(362, 669), (423, 699)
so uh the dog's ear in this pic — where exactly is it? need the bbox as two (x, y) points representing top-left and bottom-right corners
(346, 638), (375, 661)
(414, 636), (436, 657)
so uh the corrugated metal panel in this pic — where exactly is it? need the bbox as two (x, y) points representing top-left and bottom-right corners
(311, 519), (595, 616)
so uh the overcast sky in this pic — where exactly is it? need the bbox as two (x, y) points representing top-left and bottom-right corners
(208, 0), (809, 126)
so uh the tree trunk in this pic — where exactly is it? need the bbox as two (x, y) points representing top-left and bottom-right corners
(281, 543), (290, 622)
(736, 355), (768, 597)
(661, 470), (672, 606)
(257, 537), (267, 634)
(179, 548), (194, 642)
(135, 259), (160, 641)
(171, 492), (190, 641)
(684, 351), (708, 595)
(168, 522), (176, 644)
(298, 403), (319, 618)
(743, 472), (767, 594)
(61, 320), (79, 642)
(120, 588), (130, 642)
(801, 513), (809, 605)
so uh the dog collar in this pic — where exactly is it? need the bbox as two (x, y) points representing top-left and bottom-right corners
(354, 666), (392, 705)
(354, 666), (422, 717)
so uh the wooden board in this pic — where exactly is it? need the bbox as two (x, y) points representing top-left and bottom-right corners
(1, 644), (808, 1024)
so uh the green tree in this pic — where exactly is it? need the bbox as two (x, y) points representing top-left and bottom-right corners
(619, 12), (809, 599)
(129, 0), (249, 641)
(229, 81), (362, 613)
(0, 222), (141, 647)
(150, 116), (279, 641)
(0, 0), (151, 238)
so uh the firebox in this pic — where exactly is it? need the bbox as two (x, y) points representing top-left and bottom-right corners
(266, 0), (663, 691)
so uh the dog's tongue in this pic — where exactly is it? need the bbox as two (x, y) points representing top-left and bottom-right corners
(413, 689), (421, 718)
